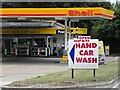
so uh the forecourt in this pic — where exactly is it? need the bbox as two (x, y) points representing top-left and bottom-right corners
(0, 7), (115, 86)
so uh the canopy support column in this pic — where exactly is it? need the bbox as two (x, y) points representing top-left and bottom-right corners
(65, 19), (68, 51)
(69, 20), (71, 39)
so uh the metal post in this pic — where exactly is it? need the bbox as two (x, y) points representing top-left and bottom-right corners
(93, 69), (96, 77)
(69, 20), (74, 79)
(46, 36), (49, 56)
(10, 37), (12, 56)
(72, 69), (74, 79)
(65, 19), (68, 51)
(69, 20), (71, 39)
(15, 49), (17, 55)
(47, 36), (49, 47)
(32, 37), (34, 48)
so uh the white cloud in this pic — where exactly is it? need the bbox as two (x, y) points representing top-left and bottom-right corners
(109, 0), (116, 3)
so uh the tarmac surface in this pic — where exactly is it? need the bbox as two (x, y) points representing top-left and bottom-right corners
(87, 76), (120, 89)
(1, 57), (68, 87)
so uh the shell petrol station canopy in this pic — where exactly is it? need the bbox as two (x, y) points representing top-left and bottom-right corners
(0, 7), (115, 20)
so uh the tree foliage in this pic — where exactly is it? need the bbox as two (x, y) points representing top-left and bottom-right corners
(91, 3), (120, 54)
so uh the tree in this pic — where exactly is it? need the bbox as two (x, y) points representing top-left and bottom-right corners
(91, 2), (120, 54)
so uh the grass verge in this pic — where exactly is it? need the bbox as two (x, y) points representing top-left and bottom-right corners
(8, 60), (118, 87)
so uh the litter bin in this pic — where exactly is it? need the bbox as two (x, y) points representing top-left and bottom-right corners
(62, 55), (68, 62)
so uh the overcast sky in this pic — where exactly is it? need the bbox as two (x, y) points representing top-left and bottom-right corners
(108, 0), (120, 4)
(1, 0), (119, 3)
(109, 0), (116, 3)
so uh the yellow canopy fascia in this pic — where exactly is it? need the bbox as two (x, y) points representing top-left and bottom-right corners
(0, 7), (115, 19)
(1, 28), (87, 35)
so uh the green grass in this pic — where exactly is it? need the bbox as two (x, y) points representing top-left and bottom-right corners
(10, 60), (118, 86)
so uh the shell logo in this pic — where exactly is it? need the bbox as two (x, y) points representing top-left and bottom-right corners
(68, 10), (93, 16)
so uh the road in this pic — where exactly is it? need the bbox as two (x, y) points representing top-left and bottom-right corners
(0, 57), (68, 87)
(0, 56), (119, 88)
(88, 76), (120, 89)
(112, 81), (120, 89)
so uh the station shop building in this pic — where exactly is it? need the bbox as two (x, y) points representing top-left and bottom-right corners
(1, 21), (87, 57)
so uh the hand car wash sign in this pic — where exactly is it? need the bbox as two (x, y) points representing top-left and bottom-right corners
(68, 36), (99, 69)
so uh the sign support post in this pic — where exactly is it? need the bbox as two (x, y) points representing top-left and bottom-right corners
(68, 20), (74, 79)
(72, 69), (74, 79)
(93, 69), (96, 77)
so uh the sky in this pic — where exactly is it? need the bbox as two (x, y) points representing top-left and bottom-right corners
(108, 0), (120, 4)
(1, 0), (119, 3)
(109, 0), (116, 3)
